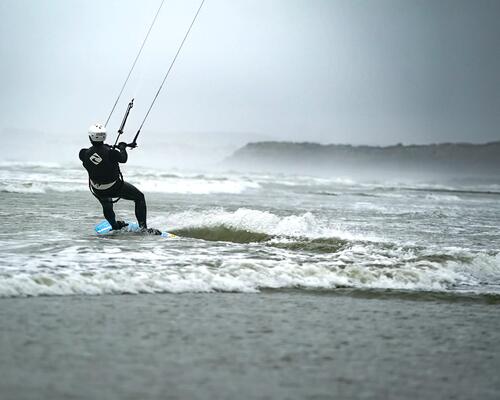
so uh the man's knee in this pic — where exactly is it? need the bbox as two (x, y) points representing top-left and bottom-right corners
(136, 191), (145, 203)
(99, 199), (113, 209)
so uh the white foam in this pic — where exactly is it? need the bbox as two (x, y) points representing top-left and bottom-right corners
(163, 208), (353, 239)
(0, 161), (62, 168)
(162, 207), (370, 241)
(0, 163), (261, 195)
(136, 177), (260, 194)
(1, 248), (498, 297)
(0, 182), (88, 194)
(425, 194), (462, 202)
(0, 216), (498, 298)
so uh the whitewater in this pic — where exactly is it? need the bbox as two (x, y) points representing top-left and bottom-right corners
(0, 161), (499, 298)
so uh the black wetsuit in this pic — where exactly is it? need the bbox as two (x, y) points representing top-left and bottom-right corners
(79, 142), (147, 229)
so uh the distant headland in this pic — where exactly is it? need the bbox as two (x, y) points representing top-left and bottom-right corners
(223, 141), (500, 180)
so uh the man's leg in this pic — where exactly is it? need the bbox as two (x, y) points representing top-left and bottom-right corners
(98, 197), (118, 229)
(117, 182), (147, 228)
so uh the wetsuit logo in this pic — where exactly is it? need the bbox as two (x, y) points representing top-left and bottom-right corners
(89, 153), (103, 165)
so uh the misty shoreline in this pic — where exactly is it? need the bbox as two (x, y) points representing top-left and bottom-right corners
(223, 141), (500, 180)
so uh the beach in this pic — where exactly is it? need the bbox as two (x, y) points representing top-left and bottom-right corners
(1, 291), (499, 400)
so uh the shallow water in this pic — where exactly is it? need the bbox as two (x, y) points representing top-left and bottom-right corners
(0, 161), (499, 297)
(1, 292), (499, 400)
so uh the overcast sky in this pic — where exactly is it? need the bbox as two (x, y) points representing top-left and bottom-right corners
(0, 0), (499, 147)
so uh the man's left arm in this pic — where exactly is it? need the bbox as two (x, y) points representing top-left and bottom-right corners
(78, 148), (87, 161)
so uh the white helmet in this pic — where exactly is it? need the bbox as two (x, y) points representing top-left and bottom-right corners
(88, 123), (107, 142)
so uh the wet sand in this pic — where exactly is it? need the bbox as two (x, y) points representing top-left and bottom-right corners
(1, 291), (499, 400)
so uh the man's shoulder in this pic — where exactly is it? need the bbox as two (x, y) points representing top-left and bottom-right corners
(79, 148), (89, 161)
(98, 144), (115, 153)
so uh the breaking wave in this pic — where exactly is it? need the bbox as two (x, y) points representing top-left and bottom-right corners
(173, 226), (272, 243)
(0, 250), (498, 298)
(1, 208), (499, 298)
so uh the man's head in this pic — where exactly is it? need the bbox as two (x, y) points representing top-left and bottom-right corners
(88, 123), (106, 145)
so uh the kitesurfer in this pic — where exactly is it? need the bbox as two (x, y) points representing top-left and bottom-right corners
(79, 123), (160, 234)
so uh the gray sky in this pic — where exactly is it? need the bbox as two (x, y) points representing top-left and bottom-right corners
(1, 0), (499, 148)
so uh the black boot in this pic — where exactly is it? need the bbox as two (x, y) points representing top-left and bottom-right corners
(147, 228), (162, 235)
(112, 221), (128, 230)
(140, 227), (162, 235)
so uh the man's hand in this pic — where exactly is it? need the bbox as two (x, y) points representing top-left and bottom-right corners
(118, 142), (128, 150)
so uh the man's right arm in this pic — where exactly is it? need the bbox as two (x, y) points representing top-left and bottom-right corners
(111, 143), (128, 163)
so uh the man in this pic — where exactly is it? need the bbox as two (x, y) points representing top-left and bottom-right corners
(79, 123), (160, 234)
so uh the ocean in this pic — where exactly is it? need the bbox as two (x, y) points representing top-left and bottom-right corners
(1, 160), (499, 399)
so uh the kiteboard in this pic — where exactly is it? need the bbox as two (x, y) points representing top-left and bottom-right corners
(94, 220), (177, 238)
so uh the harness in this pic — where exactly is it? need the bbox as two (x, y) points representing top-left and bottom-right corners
(88, 171), (124, 204)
